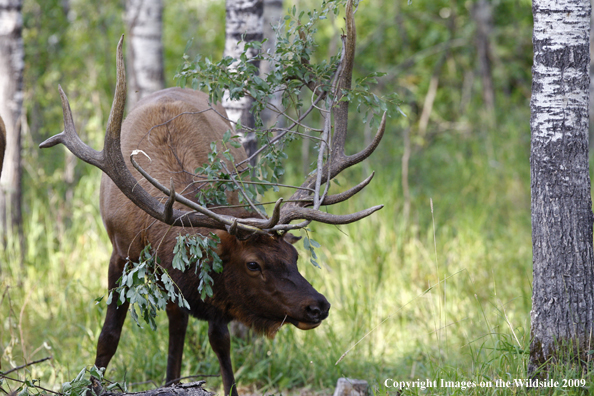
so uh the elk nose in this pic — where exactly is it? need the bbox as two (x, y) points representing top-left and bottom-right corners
(306, 298), (331, 322)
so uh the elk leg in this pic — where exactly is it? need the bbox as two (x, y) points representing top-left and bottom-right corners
(208, 320), (237, 396)
(95, 253), (129, 370)
(165, 302), (189, 384)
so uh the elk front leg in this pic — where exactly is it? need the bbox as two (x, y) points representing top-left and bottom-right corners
(165, 302), (189, 385)
(95, 253), (129, 370)
(208, 320), (237, 396)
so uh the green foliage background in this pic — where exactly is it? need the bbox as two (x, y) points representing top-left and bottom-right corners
(3, 0), (577, 395)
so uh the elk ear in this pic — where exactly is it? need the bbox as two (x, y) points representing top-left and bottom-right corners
(283, 232), (302, 245)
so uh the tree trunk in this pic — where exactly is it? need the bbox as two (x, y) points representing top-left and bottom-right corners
(0, 116), (6, 177)
(260, 0), (283, 129)
(589, 0), (594, 148)
(224, 1), (263, 339)
(471, 0), (495, 114)
(125, 0), (165, 108)
(223, 0), (263, 164)
(0, 0), (24, 246)
(530, 0), (594, 374)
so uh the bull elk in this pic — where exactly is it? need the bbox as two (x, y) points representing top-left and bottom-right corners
(40, 1), (385, 395)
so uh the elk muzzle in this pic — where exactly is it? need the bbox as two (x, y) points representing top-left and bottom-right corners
(292, 293), (331, 330)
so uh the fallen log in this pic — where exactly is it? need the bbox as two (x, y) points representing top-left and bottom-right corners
(93, 381), (213, 396)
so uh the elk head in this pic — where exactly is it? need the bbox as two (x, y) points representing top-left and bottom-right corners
(213, 232), (330, 337)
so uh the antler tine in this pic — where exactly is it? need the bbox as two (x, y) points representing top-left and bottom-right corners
(164, 178), (176, 223)
(315, 172), (375, 207)
(274, 0), (385, 230)
(254, 198), (283, 230)
(226, 219), (239, 235)
(344, 111), (386, 167)
(105, 35), (126, 143)
(331, 0), (356, 158)
(272, 205), (384, 231)
(279, 111), (386, 218)
(40, 35), (126, 168)
(39, 86), (104, 168)
(323, 111), (386, 187)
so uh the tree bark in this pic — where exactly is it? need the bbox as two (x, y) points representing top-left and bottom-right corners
(589, 0), (594, 148)
(125, 0), (165, 107)
(223, 1), (264, 339)
(223, 0), (263, 164)
(471, 0), (495, 114)
(0, 0), (24, 244)
(97, 381), (212, 396)
(0, 116), (6, 178)
(530, 0), (594, 374)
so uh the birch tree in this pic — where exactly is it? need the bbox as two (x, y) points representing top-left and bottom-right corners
(0, 0), (24, 242)
(126, 0), (165, 107)
(223, 0), (263, 163)
(530, 0), (594, 374)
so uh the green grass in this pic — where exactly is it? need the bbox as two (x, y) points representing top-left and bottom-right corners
(2, 106), (593, 396)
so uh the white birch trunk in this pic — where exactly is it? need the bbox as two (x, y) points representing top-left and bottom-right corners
(224, 2), (264, 339)
(223, 0), (263, 163)
(590, 0), (594, 143)
(0, 0), (24, 240)
(126, 0), (165, 107)
(530, 0), (594, 374)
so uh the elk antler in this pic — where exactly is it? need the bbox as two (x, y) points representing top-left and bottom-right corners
(270, 0), (385, 231)
(40, 0), (384, 235)
(40, 36), (266, 235)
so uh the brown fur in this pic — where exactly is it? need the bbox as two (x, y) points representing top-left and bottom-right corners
(95, 88), (330, 396)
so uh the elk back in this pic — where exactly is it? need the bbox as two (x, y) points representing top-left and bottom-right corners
(100, 87), (247, 261)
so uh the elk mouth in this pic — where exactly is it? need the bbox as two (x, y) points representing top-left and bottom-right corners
(296, 320), (322, 330)
(285, 316), (323, 330)
(282, 297), (330, 330)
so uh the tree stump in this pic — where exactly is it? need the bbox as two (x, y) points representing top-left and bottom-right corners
(333, 378), (369, 396)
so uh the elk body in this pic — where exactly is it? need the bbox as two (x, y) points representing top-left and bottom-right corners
(40, 2), (385, 394)
(95, 87), (330, 395)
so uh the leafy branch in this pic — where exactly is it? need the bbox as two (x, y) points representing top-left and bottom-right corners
(105, 245), (190, 331)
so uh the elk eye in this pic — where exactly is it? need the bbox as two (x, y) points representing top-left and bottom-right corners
(246, 262), (261, 272)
